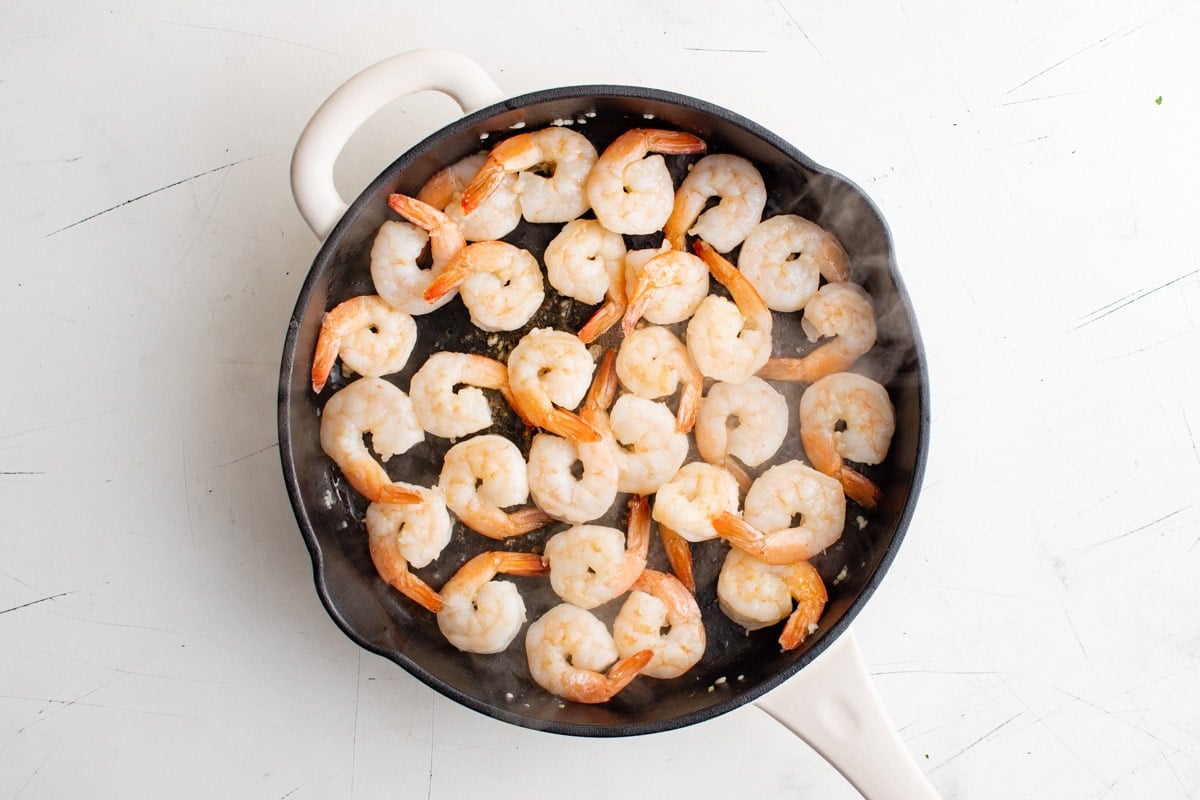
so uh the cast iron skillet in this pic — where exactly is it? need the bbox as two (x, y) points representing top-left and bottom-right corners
(280, 50), (936, 798)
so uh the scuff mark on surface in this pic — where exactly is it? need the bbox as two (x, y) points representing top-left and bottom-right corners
(45, 153), (268, 237)
(1073, 269), (1200, 330)
(930, 711), (1023, 771)
(1089, 506), (1191, 547)
(0, 591), (73, 616)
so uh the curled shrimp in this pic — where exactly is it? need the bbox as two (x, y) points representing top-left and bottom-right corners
(613, 569), (706, 679)
(365, 489), (452, 613)
(717, 548), (828, 650)
(438, 434), (553, 539)
(651, 462), (741, 543)
(311, 294), (417, 393)
(544, 218), (627, 306)
(757, 282), (877, 383)
(526, 361), (619, 524)
(587, 351), (688, 495)
(687, 240), (773, 382)
(422, 240), (545, 332)
(437, 551), (548, 654)
(694, 377), (789, 470)
(416, 152), (521, 242)
(614, 325), (702, 433)
(462, 127), (598, 223)
(371, 194), (466, 315)
(525, 603), (653, 704)
(586, 128), (707, 235)
(621, 249), (710, 333)
(319, 377), (423, 504)
(799, 372), (895, 508)
(544, 495), (652, 609)
(409, 352), (513, 439)
(738, 215), (851, 312)
(663, 154), (766, 253)
(506, 328), (600, 443)
(712, 460), (846, 564)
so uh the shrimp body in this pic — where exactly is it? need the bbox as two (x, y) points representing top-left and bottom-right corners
(365, 489), (452, 613)
(526, 431), (619, 524)
(621, 249), (710, 332)
(694, 377), (789, 469)
(614, 325), (702, 433)
(409, 352), (512, 439)
(738, 215), (851, 312)
(437, 551), (548, 654)
(716, 548), (828, 650)
(757, 282), (877, 383)
(462, 128), (598, 223)
(798, 372), (895, 507)
(587, 128), (707, 235)
(712, 460), (846, 564)
(311, 294), (417, 393)
(687, 240), (772, 382)
(371, 195), (467, 315)
(525, 603), (653, 704)
(651, 462), (741, 543)
(507, 328), (600, 443)
(613, 569), (705, 679)
(439, 435), (553, 539)
(544, 496), (651, 609)
(544, 219), (627, 305)
(416, 152), (521, 242)
(663, 154), (766, 253)
(422, 240), (545, 332)
(609, 395), (689, 495)
(319, 377), (424, 504)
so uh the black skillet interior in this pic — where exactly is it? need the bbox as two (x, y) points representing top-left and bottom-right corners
(279, 85), (929, 736)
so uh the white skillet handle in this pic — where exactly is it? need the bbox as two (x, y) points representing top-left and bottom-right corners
(290, 49), (505, 240)
(754, 632), (941, 799)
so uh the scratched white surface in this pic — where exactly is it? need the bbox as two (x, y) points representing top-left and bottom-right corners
(2, 0), (1198, 797)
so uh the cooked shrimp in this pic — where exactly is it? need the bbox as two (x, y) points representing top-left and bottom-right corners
(614, 325), (702, 433)
(507, 328), (600, 443)
(416, 152), (521, 242)
(799, 372), (895, 507)
(462, 127), (598, 223)
(577, 244), (665, 343)
(587, 128), (707, 235)
(694, 377), (789, 469)
(757, 282), (877, 383)
(365, 489), (452, 613)
(663, 154), (766, 253)
(651, 462), (741, 543)
(687, 240), (773, 382)
(408, 352), (516, 439)
(543, 495), (652, 609)
(319, 377), (424, 504)
(439, 435), (553, 539)
(526, 432), (619, 524)
(371, 194), (466, 315)
(621, 249), (710, 333)
(421, 240), (545, 332)
(525, 603), (653, 703)
(311, 294), (417, 393)
(738, 215), (851, 312)
(526, 361), (620, 523)
(712, 460), (846, 564)
(613, 569), (705, 679)
(437, 551), (548, 654)
(544, 218), (627, 306)
(716, 548), (828, 650)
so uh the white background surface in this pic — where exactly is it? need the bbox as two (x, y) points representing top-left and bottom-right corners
(3, 1), (1199, 797)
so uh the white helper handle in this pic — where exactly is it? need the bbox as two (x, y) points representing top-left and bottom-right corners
(755, 632), (941, 799)
(289, 49), (505, 240)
